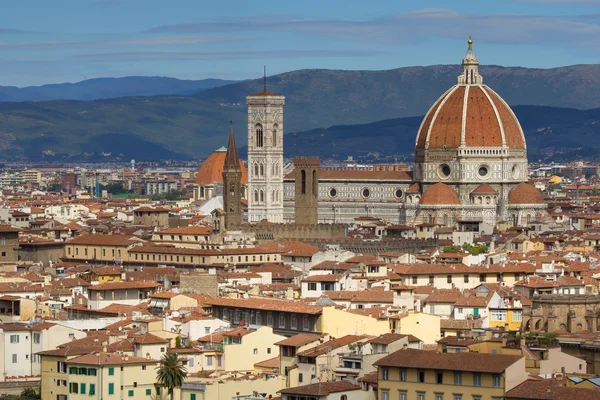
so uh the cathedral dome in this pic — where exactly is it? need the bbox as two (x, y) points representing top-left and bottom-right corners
(415, 40), (526, 151)
(508, 182), (545, 205)
(420, 182), (461, 205)
(196, 147), (248, 186)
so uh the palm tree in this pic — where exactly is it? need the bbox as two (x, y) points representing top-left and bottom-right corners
(156, 353), (187, 400)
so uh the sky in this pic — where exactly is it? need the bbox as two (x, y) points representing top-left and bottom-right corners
(2, 0), (600, 86)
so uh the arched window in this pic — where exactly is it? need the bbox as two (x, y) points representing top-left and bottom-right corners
(241, 186), (246, 198)
(199, 186), (205, 198)
(443, 214), (449, 226)
(272, 163), (275, 176)
(341, 396), (348, 400)
(272, 124), (278, 147)
(312, 170), (317, 196)
(260, 163), (264, 177)
(255, 124), (263, 148)
(254, 191), (259, 203)
(260, 190), (264, 203)
(272, 191), (275, 202)
(301, 170), (306, 194)
(254, 163), (259, 177)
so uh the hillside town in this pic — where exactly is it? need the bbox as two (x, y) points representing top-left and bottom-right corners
(0, 41), (599, 400)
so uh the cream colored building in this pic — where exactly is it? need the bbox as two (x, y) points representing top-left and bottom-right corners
(64, 234), (141, 263)
(57, 353), (158, 399)
(389, 311), (441, 345)
(375, 349), (527, 400)
(222, 326), (286, 372)
(21, 169), (42, 184)
(318, 306), (390, 337)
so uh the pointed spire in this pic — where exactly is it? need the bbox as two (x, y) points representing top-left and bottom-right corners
(463, 36), (478, 65)
(458, 37), (482, 85)
(224, 120), (241, 169)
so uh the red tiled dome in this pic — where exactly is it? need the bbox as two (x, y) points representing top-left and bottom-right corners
(415, 85), (525, 151)
(420, 183), (460, 205)
(415, 40), (525, 152)
(508, 182), (545, 205)
(195, 148), (248, 185)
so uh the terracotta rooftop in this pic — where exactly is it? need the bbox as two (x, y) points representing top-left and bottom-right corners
(205, 297), (323, 315)
(274, 333), (321, 347)
(504, 378), (600, 400)
(156, 226), (212, 236)
(254, 356), (280, 369)
(375, 348), (523, 373)
(367, 333), (408, 345)
(67, 352), (157, 366)
(67, 234), (138, 246)
(89, 281), (161, 291)
(297, 335), (370, 358)
(302, 274), (343, 283)
(279, 380), (361, 396)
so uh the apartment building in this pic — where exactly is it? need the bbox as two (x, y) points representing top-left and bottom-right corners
(375, 349), (527, 400)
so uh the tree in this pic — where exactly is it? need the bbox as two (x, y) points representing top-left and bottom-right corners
(20, 387), (41, 400)
(156, 352), (187, 400)
(149, 189), (188, 201)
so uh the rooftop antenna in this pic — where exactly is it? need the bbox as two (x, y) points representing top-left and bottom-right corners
(263, 65), (267, 92)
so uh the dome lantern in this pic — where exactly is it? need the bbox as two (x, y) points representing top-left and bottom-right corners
(458, 37), (483, 85)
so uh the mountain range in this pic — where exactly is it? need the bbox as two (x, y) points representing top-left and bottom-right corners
(279, 105), (600, 163)
(2, 64), (600, 160)
(0, 77), (237, 102)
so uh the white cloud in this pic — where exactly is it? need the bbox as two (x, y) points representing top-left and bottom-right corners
(144, 8), (600, 46)
(72, 49), (387, 62)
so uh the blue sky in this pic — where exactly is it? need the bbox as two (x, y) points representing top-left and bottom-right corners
(2, 0), (600, 86)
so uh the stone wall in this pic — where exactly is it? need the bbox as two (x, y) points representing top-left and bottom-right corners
(523, 295), (600, 333)
(242, 222), (347, 242)
(180, 273), (218, 297)
(0, 232), (19, 262)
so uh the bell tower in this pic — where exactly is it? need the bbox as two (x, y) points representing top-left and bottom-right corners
(246, 70), (285, 223)
(222, 121), (243, 230)
(294, 156), (320, 224)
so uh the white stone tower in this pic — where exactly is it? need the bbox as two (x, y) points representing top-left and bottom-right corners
(246, 72), (285, 223)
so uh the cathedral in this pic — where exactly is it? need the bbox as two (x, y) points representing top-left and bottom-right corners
(195, 39), (548, 231)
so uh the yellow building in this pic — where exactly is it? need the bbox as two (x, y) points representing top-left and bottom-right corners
(61, 353), (158, 399)
(222, 326), (286, 372)
(65, 234), (140, 263)
(317, 306), (390, 337)
(84, 265), (124, 283)
(375, 349), (527, 400)
(389, 312), (440, 344)
(488, 308), (523, 331)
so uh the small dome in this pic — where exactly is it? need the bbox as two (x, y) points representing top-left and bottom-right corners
(420, 183), (460, 205)
(508, 182), (545, 205)
(471, 183), (498, 195)
(196, 148), (248, 186)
